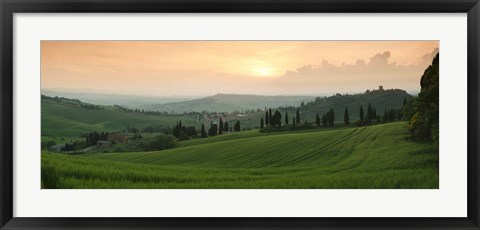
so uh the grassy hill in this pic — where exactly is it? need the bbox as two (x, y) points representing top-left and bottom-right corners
(287, 88), (411, 123)
(42, 122), (438, 189)
(141, 94), (316, 113)
(42, 95), (196, 137)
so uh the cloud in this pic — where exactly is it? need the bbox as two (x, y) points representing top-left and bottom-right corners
(278, 49), (439, 93)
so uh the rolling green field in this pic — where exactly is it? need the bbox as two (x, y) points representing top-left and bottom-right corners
(42, 97), (196, 137)
(41, 122), (439, 189)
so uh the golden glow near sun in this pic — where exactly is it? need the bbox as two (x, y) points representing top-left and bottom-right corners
(253, 67), (275, 77)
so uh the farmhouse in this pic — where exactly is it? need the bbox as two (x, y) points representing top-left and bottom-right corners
(107, 134), (128, 144)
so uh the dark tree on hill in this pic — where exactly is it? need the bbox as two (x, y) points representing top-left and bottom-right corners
(268, 108), (273, 126)
(315, 113), (321, 127)
(234, 121), (241, 132)
(229, 127), (233, 132)
(186, 126), (197, 137)
(322, 113), (327, 126)
(359, 106), (364, 121)
(219, 118), (224, 135)
(223, 121), (229, 132)
(296, 108), (300, 123)
(265, 111), (269, 127)
(208, 122), (218, 136)
(344, 106), (350, 125)
(260, 118), (264, 128)
(272, 110), (282, 127)
(293, 117), (296, 126)
(178, 130), (188, 141)
(328, 108), (335, 126)
(383, 109), (388, 122)
(285, 112), (289, 125)
(172, 121), (180, 137)
(367, 104), (373, 122)
(373, 107), (377, 120)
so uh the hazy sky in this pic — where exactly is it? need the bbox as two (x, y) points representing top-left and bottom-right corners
(41, 41), (439, 96)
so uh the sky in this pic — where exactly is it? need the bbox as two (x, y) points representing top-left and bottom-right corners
(41, 41), (439, 96)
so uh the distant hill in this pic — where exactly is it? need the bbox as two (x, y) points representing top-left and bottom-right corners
(140, 94), (316, 113)
(41, 89), (197, 108)
(288, 88), (412, 122)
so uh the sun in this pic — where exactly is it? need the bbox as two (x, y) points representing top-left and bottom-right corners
(252, 67), (275, 77)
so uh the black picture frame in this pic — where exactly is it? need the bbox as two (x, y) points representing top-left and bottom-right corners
(1, 0), (479, 229)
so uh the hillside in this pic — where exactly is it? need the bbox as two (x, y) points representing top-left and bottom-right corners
(42, 122), (438, 189)
(140, 94), (316, 113)
(41, 95), (196, 137)
(41, 89), (196, 108)
(286, 88), (411, 123)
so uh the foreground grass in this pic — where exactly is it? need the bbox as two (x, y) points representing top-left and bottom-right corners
(42, 122), (438, 189)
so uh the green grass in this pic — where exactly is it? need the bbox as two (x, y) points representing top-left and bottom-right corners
(42, 122), (438, 189)
(42, 100), (196, 137)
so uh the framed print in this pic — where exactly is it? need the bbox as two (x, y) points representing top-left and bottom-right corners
(1, 0), (479, 229)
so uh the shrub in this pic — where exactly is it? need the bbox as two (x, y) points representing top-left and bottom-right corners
(138, 134), (177, 151)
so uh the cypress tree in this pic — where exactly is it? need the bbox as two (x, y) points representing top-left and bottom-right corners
(296, 108), (300, 123)
(293, 117), (296, 126)
(260, 118), (264, 128)
(219, 118), (224, 135)
(360, 106), (364, 121)
(224, 121), (229, 132)
(234, 121), (241, 132)
(265, 111), (269, 127)
(367, 104), (373, 122)
(344, 106), (350, 125)
(285, 112), (289, 125)
(273, 110), (282, 127)
(268, 108), (273, 126)
(322, 113), (327, 126)
(315, 113), (321, 127)
(328, 108), (335, 126)
(200, 124), (207, 138)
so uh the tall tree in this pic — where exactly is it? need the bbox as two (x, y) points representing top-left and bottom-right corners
(265, 111), (269, 127)
(315, 113), (321, 127)
(344, 106), (350, 125)
(322, 114), (327, 126)
(272, 110), (282, 127)
(296, 108), (300, 123)
(219, 118), (224, 135)
(268, 108), (273, 126)
(260, 118), (264, 128)
(234, 121), (241, 132)
(293, 117), (296, 126)
(200, 124), (208, 138)
(223, 121), (229, 132)
(360, 106), (364, 121)
(367, 104), (373, 122)
(208, 122), (218, 136)
(285, 112), (289, 125)
(328, 108), (335, 126)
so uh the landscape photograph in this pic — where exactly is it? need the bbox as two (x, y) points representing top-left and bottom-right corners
(41, 41), (439, 189)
